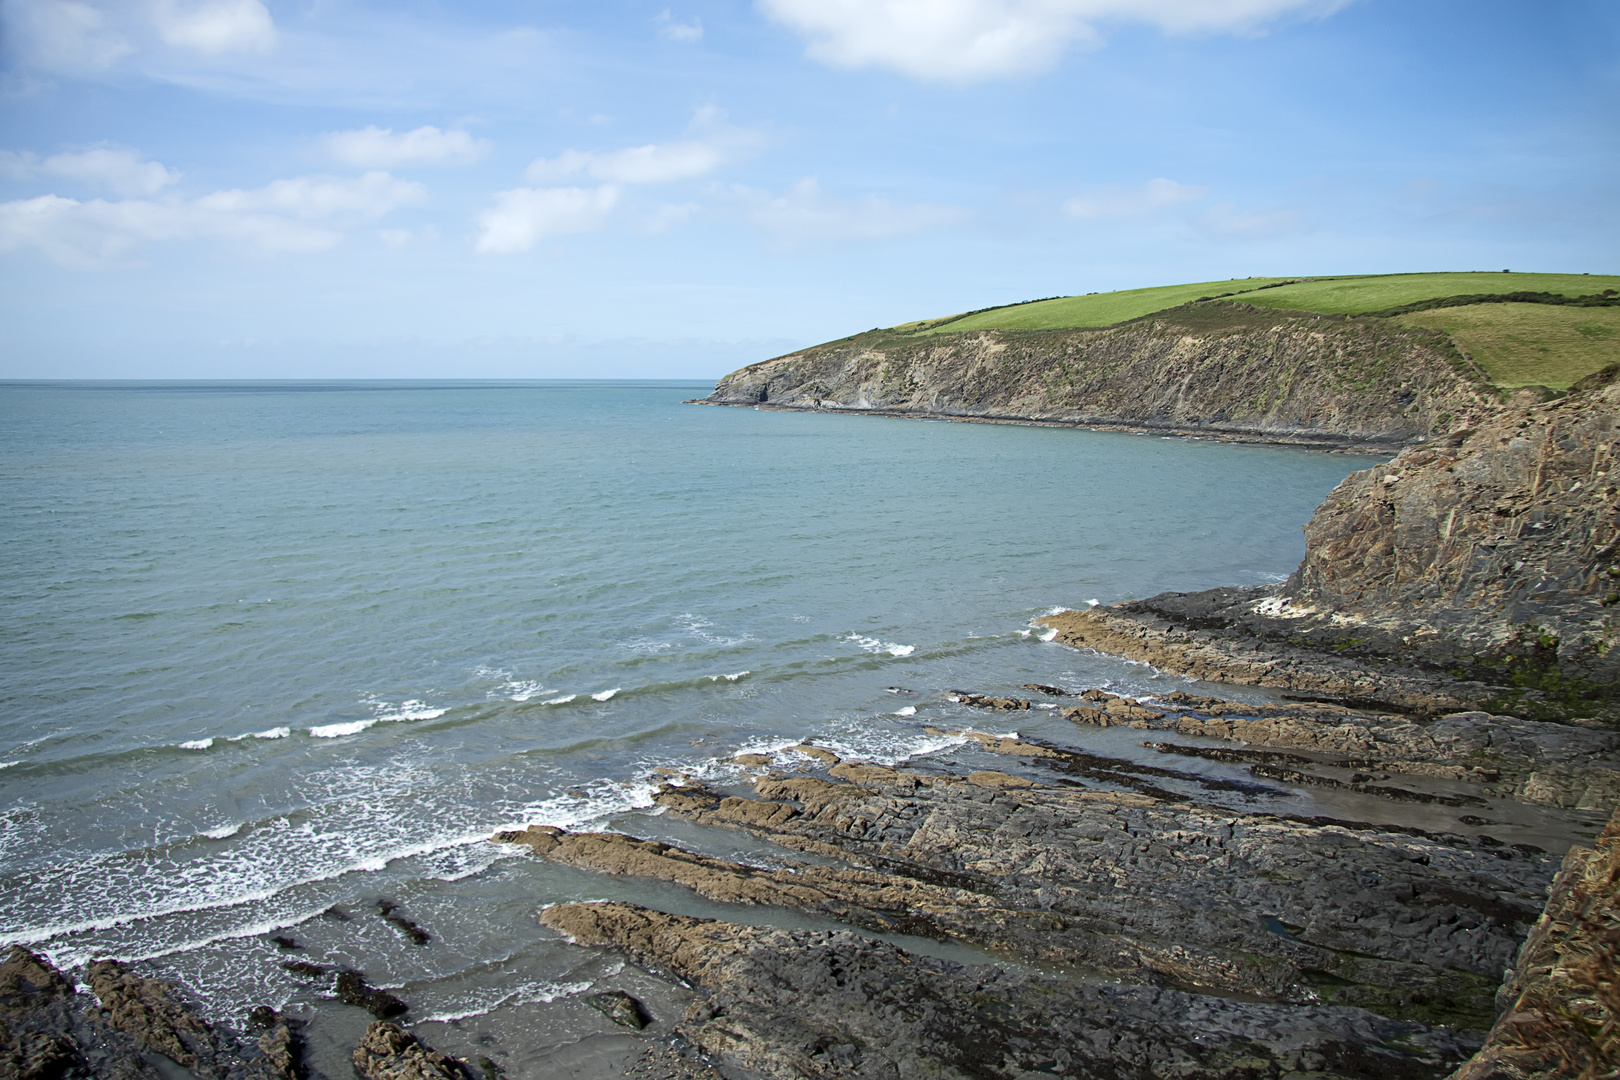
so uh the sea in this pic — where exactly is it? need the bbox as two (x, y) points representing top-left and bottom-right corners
(0, 380), (1374, 1032)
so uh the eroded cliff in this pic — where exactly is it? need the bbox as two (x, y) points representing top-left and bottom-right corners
(703, 303), (1502, 449)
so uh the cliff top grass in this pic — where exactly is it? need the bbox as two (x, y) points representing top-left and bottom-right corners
(889, 271), (1620, 390)
(897, 272), (1620, 336)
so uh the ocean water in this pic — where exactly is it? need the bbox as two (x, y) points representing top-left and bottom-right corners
(0, 380), (1373, 1028)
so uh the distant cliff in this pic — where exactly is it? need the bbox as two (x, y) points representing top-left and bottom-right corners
(702, 302), (1504, 450)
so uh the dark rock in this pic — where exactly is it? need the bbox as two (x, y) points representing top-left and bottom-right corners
(335, 970), (407, 1019)
(1020, 683), (1070, 696)
(351, 1022), (464, 1080)
(268, 936), (299, 951)
(377, 901), (431, 946)
(84, 958), (215, 1069)
(584, 991), (648, 1030)
(280, 961), (327, 979)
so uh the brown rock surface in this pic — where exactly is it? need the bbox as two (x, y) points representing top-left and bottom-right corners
(1449, 806), (1620, 1080)
(85, 958), (214, 1069)
(542, 901), (1476, 1080)
(351, 1021), (465, 1080)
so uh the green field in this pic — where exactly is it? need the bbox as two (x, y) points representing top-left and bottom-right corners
(1233, 272), (1619, 315)
(886, 271), (1620, 389)
(896, 272), (1620, 335)
(894, 278), (1293, 333)
(1399, 303), (1620, 390)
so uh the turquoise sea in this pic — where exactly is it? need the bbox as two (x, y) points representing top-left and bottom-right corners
(0, 381), (1371, 1028)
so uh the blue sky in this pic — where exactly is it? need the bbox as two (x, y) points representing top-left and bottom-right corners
(1, 0), (1616, 378)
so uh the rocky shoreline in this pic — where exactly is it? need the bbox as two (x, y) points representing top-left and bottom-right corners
(10, 370), (1620, 1079)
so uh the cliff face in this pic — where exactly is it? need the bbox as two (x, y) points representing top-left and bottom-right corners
(705, 303), (1501, 449)
(1042, 369), (1620, 720)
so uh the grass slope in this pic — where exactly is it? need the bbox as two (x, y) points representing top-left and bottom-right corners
(1399, 303), (1620, 389)
(886, 271), (1620, 390)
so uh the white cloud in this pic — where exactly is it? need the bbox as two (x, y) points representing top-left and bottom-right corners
(526, 142), (724, 186)
(2, 0), (133, 73)
(656, 9), (703, 42)
(153, 0), (277, 55)
(1, 148), (184, 197)
(758, 0), (1351, 82)
(1063, 177), (1207, 220)
(1198, 202), (1304, 239)
(738, 178), (964, 246)
(524, 109), (758, 187)
(195, 171), (426, 220)
(325, 125), (490, 169)
(474, 186), (620, 254)
(0, 170), (424, 267)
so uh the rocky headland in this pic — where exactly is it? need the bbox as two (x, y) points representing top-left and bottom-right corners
(699, 303), (1503, 450)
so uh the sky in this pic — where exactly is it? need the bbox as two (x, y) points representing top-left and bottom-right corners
(0, 0), (1616, 379)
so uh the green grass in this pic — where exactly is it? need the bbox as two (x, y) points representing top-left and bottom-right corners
(1399, 303), (1620, 389)
(1232, 272), (1620, 315)
(893, 278), (1293, 334)
(893, 272), (1620, 334)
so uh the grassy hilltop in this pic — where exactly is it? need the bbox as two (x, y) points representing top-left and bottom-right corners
(895, 271), (1620, 390)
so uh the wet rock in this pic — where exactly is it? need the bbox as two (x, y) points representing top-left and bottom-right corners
(1021, 683), (1070, 696)
(794, 744), (840, 766)
(351, 1022), (465, 1080)
(85, 958), (215, 1069)
(951, 692), (1029, 710)
(584, 990), (648, 1030)
(280, 961), (326, 979)
(335, 970), (408, 1019)
(377, 900), (431, 946)
(268, 935), (300, 951)
(732, 753), (773, 767)
(543, 902), (1476, 1080)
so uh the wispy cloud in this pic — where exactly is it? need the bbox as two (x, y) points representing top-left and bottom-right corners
(325, 125), (490, 169)
(655, 9), (703, 43)
(473, 186), (620, 254)
(1198, 202), (1304, 239)
(736, 178), (965, 247)
(153, 0), (276, 55)
(0, 168), (425, 267)
(758, 0), (1352, 82)
(0, 147), (183, 197)
(1063, 177), (1207, 220)
(524, 108), (757, 187)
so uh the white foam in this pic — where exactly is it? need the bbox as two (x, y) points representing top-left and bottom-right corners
(178, 738), (214, 750)
(374, 699), (447, 722)
(590, 688), (619, 702)
(1041, 606), (1074, 616)
(1088, 599), (1101, 607)
(0, 761), (18, 770)
(541, 695), (576, 706)
(1037, 627), (1058, 642)
(893, 706), (917, 717)
(309, 719), (378, 738)
(506, 681), (547, 702)
(846, 634), (916, 657)
(418, 980), (594, 1024)
(706, 671), (750, 682)
(203, 822), (244, 840)
(252, 727), (290, 739)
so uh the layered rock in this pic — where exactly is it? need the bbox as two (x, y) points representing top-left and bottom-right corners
(1041, 369), (1620, 720)
(1450, 808), (1620, 1079)
(702, 303), (1499, 449)
(542, 901), (1475, 1080)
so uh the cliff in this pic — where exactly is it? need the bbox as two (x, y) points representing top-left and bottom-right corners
(703, 303), (1503, 449)
(1042, 368), (1620, 721)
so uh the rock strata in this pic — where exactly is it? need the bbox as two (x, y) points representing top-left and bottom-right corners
(542, 901), (1475, 1080)
(702, 303), (1499, 449)
(1040, 370), (1620, 721)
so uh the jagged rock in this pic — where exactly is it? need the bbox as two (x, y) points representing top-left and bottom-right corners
(1450, 806), (1620, 1079)
(584, 991), (648, 1030)
(378, 900), (431, 946)
(85, 958), (214, 1069)
(1041, 371), (1620, 722)
(543, 902), (1476, 1080)
(336, 970), (408, 1019)
(351, 1022), (464, 1080)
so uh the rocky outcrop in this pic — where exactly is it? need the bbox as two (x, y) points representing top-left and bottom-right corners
(542, 901), (1476, 1080)
(702, 303), (1500, 449)
(1450, 807), (1619, 1079)
(1041, 369), (1620, 721)
(351, 1022), (465, 1080)
(0, 948), (301, 1080)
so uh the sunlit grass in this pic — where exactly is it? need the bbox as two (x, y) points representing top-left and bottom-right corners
(1399, 303), (1620, 389)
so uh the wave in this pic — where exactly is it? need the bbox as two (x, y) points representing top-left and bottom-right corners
(845, 633), (916, 657)
(309, 699), (447, 739)
(418, 979), (594, 1024)
(309, 719), (377, 739)
(177, 739), (214, 750)
(590, 688), (620, 702)
(893, 706), (917, 717)
(706, 671), (750, 682)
